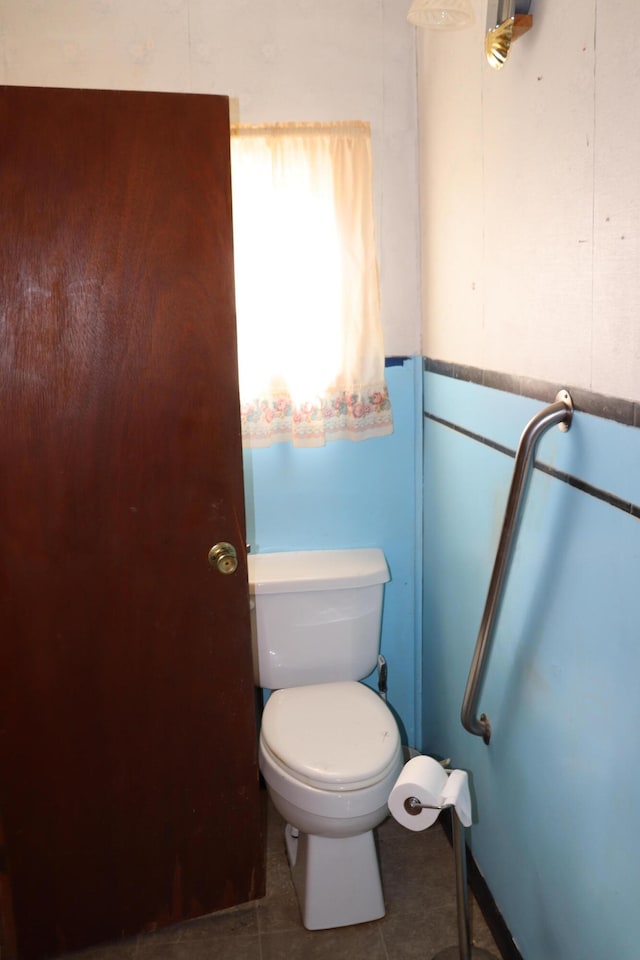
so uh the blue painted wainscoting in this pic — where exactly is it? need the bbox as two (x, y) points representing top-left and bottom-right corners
(242, 356), (423, 749)
(422, 370), (640, 960)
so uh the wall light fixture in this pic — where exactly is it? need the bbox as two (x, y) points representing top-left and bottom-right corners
(407, 0), (534, 70)
(485, 0), (533, 69)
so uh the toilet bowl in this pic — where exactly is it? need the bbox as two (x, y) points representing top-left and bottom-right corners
(249, 549), (401, 930)
(259, 680), (403, 929)
(260, 680), (403, 834)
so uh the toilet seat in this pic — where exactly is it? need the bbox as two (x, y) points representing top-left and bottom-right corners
(261, 681), (401, 791)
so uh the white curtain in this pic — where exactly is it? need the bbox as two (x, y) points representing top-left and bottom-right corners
(230, 121), (393, 448)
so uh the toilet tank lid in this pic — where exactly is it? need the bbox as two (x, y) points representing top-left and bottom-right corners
(248, 548), (390, 594)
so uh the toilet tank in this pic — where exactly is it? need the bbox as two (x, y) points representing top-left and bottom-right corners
(248, 548), (390, 689)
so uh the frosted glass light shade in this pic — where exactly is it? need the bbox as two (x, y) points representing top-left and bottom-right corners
(407, 0), (474, 30)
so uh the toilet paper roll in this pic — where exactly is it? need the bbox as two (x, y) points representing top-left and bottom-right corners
(440, 768), (472, 827)
(387, 755), (449, 832)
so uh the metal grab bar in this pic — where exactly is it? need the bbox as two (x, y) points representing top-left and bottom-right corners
(461, 389), (574, 744)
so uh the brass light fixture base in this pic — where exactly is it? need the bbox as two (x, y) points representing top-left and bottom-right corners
(485, 1), (533, 69)
(485, 13), (533, 69)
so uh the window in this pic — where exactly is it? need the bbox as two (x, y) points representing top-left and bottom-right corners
(230, 121), (392, 448)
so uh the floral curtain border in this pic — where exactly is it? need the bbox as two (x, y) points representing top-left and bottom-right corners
(241, 382), (393, 448)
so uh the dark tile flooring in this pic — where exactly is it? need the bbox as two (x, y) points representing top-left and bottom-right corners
(68, 796), (500, 960)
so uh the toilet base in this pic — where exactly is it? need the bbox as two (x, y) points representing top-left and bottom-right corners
(284, 823), (385, 930)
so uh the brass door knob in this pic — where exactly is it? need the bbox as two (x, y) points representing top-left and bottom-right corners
(208, 542), (238, 575)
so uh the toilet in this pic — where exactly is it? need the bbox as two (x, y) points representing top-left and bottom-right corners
(248, 547), (403, 931)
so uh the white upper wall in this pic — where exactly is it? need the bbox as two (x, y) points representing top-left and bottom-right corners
(0, 0), (421, 357)
(418, 0), (640, 403)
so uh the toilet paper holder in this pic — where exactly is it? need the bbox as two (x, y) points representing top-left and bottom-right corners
(391, 759), (497, 958)
(402, 793), (498, 960)
(404, 795), (443, 815)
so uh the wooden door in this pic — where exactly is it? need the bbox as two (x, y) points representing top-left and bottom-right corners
(0, 85), (264, 960)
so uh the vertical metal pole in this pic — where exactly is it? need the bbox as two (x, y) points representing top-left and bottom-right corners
(431, 811), (498, 960)
(453, 812), (471, 960)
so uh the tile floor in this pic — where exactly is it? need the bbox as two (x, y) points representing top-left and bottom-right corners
(69, 796), (501, 960)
